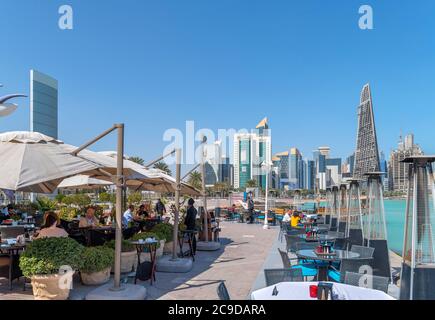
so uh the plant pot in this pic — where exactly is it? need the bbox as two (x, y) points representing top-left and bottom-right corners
(80, 267), (111, 286)
(163, 241), (174, 254)
(31, 274), (72, 300)
(111, 251), (137, 274)
(157, 240), (165, 258)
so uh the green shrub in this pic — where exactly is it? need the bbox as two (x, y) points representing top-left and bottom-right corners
(152, 223), (174, 242)
(131, 232), (161, 249)
(105, 239), (135, 253)
(36, 197), (57, 212)
(80, 246), (114, 273)
(58, 207), (79, 221)
(19, 237), (84, 278)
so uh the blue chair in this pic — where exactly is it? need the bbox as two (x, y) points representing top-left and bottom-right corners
(278, 248), (318, 280)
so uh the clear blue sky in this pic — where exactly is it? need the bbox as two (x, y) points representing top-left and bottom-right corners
(1, 0), (435, 167)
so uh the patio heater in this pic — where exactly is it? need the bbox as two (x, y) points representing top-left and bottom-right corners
(364, 172), (391, 280)
(329, 186), (339, 231)
(346, 179), (364, 247)
(338, 183), (349, 234)
(325, 187), (332, 225)
(400, 156), (435, 300)
(294, 189), (301, 211)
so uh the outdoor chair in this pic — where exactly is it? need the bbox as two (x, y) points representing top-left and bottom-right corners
(350, 245), (375, 258)
(327, 258), (373, 283)
(284, 234), (304, 253)
(264, 268), (304, 286)
(344, 271), (390, 293)
(0, 226), (25, 239)
(0, 248), (24, 290)
(277, 248), (317, 280)
(217, 281), (231, 300)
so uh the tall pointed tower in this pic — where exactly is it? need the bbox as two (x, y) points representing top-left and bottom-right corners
(353, 84), (380, 180)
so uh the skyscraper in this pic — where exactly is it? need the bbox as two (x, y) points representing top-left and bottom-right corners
(388, 134), (423, 192)
(274, 151), (289, 189)
(353, 84), (380, 180)
(233, 118), (272, 189)
(289, 148), (303, 189)
(204, 141), (222, 187)
(306, 160), (316, 191)
(30, 70), (58, 138)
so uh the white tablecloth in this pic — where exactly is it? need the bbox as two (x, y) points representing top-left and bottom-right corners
(250, 282), (395, 300)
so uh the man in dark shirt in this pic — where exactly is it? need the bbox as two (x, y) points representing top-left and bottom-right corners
(184, 198), (197, 254)
(155, 199), (166, 218)
(247, 196), (255, 224)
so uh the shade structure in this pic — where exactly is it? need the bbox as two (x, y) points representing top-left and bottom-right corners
(58, 174), (113, 190)
(0, 131), (101, 193)
(400, 156), (435, 300)
(364, 172), (391, 280)
(346, 179), (364, 247)
(337, 183), (349, 234)
(329, 185), (339, 231)
(95, 152), (200, 196)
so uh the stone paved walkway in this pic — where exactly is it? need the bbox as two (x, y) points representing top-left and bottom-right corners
(0, 221), (279, 300)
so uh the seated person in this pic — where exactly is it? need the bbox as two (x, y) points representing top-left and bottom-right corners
(290, 211), (301, 228)
(34, 211), (68, 239)
(282, 210), (291, 223)
(0, 205), (15, 220)
(79, 206), (100, 228)
(122, 205), (135, 227)
(135, 204), (149, 220)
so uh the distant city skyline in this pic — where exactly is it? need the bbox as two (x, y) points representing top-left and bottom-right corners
(2, 1), (435, 165)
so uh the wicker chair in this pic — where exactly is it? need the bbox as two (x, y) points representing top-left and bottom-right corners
(264, 268), (304, 286)
(344, 271), (389, 293)
(284, 234), (304, 253)
(350, 245), (375, 258)
(217, 281), (230, 300)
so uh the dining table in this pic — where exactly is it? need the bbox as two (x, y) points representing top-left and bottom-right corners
(295, 249), (360, 281)
(298, 234), (337, 243)
(250, 281), (395, 300)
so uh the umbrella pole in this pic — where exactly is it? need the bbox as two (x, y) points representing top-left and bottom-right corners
(113, 124), (124, 290)
(172, 148), (181, 260)
(201, 141), (208, 242)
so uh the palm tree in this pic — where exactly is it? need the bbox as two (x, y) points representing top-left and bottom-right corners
(153, 161), (172, 176)
(246, 179), (258, 188)
(129, 156), (144, 165)
(188, 171), (202, 190)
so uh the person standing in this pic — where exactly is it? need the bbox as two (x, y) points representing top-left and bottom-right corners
(247, 196), (255, 224)
(184, 198), (198, 254)
(155, 199), (166, 218)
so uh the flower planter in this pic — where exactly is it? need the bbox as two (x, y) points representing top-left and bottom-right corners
(31, 274), (72, 300)
(80, 267), (111, 286)
(111, 251), (137, 273)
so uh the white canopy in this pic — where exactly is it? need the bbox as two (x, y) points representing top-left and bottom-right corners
(58, 174), (113, 190)
(0, 131), (101, 193)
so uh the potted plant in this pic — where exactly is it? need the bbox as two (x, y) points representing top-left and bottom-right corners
(105, 239), (136, 273)
(19, 237), (84, 300)
(152, 223), (174, 254)
(131, 232), (163, 262)
(80, 246), (114, 285)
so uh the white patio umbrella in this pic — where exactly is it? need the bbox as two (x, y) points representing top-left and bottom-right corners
(58, 174), (113, 190)
(97, 151), (200, 196)
(0, 131), (102, 193)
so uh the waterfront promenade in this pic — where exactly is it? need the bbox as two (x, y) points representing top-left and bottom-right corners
(0, 221), (278, 300)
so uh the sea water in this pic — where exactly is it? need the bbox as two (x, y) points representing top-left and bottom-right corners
(385, 199), (406, 255)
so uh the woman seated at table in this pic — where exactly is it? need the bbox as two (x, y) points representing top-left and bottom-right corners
(290, 211), (301, 228)
(79, 206), (100, 228)
(34, 211), (68, 239)
(135, 204), (150, 220)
